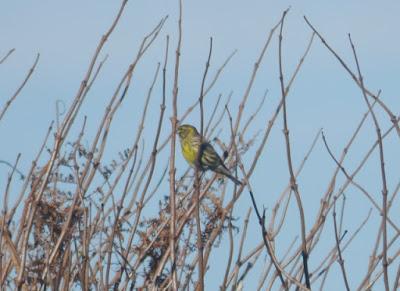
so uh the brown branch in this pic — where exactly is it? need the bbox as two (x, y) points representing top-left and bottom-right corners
(261, 237), (298, 290)
(77, 21), (168, 276)
(105, 61), (162, 286)
(16, 1), (131, 286)
(194, 37), (213, 291)
(348, 34), (390, 290)
(232, 208), (252, 290)
(233, 11), (284, 136)
(0, 154), (21, 282)
(243, 184), (308, 290)
(321, 132), (400, 235)
(304, 16), (400, 140)
(270, 128), (321, 239)
(206, 92), (232, 140)
(204, 93), (222, 137)
(278, 9), (310, 289)
(287, 102), (379, 275)
(40, 118), (88, 284)
(58, 0), (130, 141)
(80, 16), (167, 201)
(119, 49), (236, 217)
(0, 121), (53, 286)
(188, 15), (314, 290)
(338, 194), (346, 237)
(358, 230), (400, 290)
(312, 209), (372, 287)
(1, 154), (21, 217)
(221, 208), (235, 291)
(393, 264), (400, 291)
(239, 89), (268, 143)
(180, 50), (236, 133)
(152, 176), (217, 284)
(114, 35), (169, 286)
(333, 202), (351, 291)
(169, 0), (183, 289)
(245, 180), (287, 289)
(364, 248), (400, 290)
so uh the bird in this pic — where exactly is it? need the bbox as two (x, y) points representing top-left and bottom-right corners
(177, 124), (242, 186)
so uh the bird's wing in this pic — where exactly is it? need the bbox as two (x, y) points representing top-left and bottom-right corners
(200, 142), (242, 185)
(198, 142), (221, 171)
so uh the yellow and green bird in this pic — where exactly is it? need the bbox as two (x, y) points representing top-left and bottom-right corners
(177, 124), (242, 185)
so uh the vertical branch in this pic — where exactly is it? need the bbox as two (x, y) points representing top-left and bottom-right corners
(0, 154), (21, 278)
(104, 62), (161, 286)
(169, 0), (183, 289)
(348, 34), (390, 291)
(7, 121), (53, 225)
(195, 37), (212, 290)
(2, 154), (21, 218)
(278, 10), (311, 289)
(333, 202), (351, 291)
(393, 264), (400, 291)
(194, 36), (213, 291)
(222, 216), (235, 289)
(194, 170), (204, 291)
(338, 195), (346, 236)
(231, 208), (252, 289)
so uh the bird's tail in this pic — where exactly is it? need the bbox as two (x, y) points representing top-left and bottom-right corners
(215, 165), (242, 186)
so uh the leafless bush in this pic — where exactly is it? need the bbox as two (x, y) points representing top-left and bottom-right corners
(1, 2), (399, 291)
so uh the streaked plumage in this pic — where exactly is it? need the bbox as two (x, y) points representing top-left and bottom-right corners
(177, 124), (242, 185)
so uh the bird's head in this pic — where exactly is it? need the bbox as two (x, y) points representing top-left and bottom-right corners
(177, 124), (199, 140)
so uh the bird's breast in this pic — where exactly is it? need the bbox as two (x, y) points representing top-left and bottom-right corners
(181, 140), (197, 166)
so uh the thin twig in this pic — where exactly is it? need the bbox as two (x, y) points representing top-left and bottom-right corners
(199, 37), (213, 136)
(231, 208), (252, 290)
(0, 48), (15, 64)
(0, 54), (40, 122)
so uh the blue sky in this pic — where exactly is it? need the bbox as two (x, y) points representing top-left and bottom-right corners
(1, 1), (400, 290)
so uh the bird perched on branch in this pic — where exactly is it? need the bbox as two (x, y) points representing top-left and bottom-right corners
(177, 124), (242, 186)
